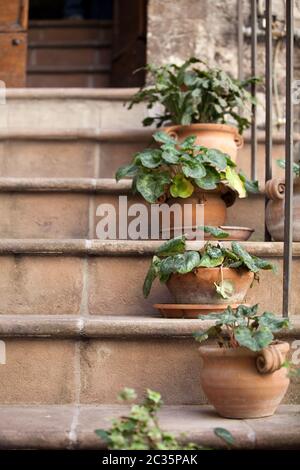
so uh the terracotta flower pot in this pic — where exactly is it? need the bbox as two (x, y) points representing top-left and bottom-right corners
(165, 123), (243, 163)
(166, 267), (254, 304)
(266, 177), (300, 241)
(198, 342), (290, 418)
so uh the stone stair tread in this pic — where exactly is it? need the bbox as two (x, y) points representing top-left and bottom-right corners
(0, 404), (299, 449)
(0, 128), (151, 141)
(0, 314), (299, 339)
(0, 177), (131, 192)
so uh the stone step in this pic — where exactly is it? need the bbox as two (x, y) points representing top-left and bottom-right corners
(28, 19), (113, 43)
(0, 315), (298, 407)
(0, 240), (299, 316)
(0, 177), (265, 240)
(0, 404), (299, 449)
(28, 41), (112, 68)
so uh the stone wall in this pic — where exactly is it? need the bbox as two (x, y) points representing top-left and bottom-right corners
(147, 0), (300, 130)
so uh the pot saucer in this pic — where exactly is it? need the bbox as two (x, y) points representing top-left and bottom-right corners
(206, 226), (254, 241)
(154, 303), (242, 319)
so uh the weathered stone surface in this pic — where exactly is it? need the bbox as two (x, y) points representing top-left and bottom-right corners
(0, 404), (299, 449)
(0, 340), (76, 404)
(80, 337), (206, 405)
(0, 255), (83, 315)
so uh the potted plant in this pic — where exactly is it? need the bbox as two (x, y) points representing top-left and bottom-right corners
(195, 304), (290, 418)
(128, 57), (259, 162)
(266, 159), (300, 241)
(143, 233), (274, 316)
(116, 131), (257, 233)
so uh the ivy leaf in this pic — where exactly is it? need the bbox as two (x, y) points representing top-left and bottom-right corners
(225, 166), (246, 198)
(139, 149), (162, 168)
(136, 172), (171, 203)
(170, 174), (194, 198)
(156, 236), (186, 256)
(204, 148), (228, 171)
(194, 166), (220, 190)
(231, 242), (259, 273)
(214, 280), (234, 299)
(115, 163), (139, 181)
(235, 326), (274, 351)
(258, 312), (290, 332)
(153, 131), (177, 145)
(200, 225), (229, 239)
(214, 428), (235, 446)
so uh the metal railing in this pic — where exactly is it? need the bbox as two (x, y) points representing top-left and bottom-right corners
(238, 0), (294, 317)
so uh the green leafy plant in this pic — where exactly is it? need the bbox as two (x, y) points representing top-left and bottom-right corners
(277, 159), (300, 177)
(128, 57), (259, 134)
(194, 304), (290, 352)
(95, 388), (233, 450)
(116, 131), (258, 203)
(143, 231), (274, 298)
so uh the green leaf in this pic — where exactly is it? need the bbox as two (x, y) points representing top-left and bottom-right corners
(170, 174), (194, 198)
(200, 225), (229, 239)
(236, 304), (258, 318)
(251, 255), (275, 272)
(115, 163), (138, 181)
(214, 428), (235, 446)
(136, 172), (171, 203)
(182, 160), (206, 179)
(139, 149), (162, 168)
(225, 166), (246, 198)
(194, 166), (220, 190)
(198, 253), (224, 267)
(161, 144), (180, 164)
(179, 135), (197, 149)
(214, 280), (234, 299)
(239, 172), (260, 193)
(156, 236), (186, 256)
(204, 148), (228, 171)
(258, 312), (290, 332)
(142, 116), (155, 126)
(231, 242), (259, 273)
(143, 256), (161, 298)
(118, 387), (138, 401)
(235, 326), (274, 351)
(159, 251), (200, 277)
(153, 131), (177, 145)
(95, 429), (109, 442)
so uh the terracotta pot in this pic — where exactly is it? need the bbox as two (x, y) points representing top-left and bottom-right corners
(165, 123), (243, 163)
(266, 177), (300, 241)
(156, 188), (236, 240)
(166, 267), (254, 304)
(199, 342), (290, 418)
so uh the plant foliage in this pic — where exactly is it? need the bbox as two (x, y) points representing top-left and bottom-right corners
(128, 58), (259, 134)
(143, 232), (274, 298)
(95, 388), (233, 450)
(277, 159), (300, 177)
(194, 304), (290, 352)
(116, 131), (258, 203)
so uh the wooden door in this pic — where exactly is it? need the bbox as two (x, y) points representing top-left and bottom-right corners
(0, 0), (29, 87)
(111, 0), (147, 87)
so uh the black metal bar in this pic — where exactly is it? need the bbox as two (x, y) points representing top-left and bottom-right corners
(283, 0), (294, 318)
(237, 0), (244, 81)
(265, 0), (273, 241)
(251, 0), (257, 181)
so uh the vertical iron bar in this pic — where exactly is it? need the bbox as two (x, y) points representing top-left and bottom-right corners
(283, 0), (294, 318)
(238, 0), (244, 81)
(251, 0), (257, 181)
(265, 0), (273, 241)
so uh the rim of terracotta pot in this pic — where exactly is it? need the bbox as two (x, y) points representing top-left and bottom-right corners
(164, 123), (243, 148)
(198, 341), (290, 358)
(174, 266), (252, 276)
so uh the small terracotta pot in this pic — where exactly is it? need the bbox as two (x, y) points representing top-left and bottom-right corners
(199, 342), (290, 418)
(166, 267), (254, 304)
(165, 123), (243, 163)
(266, 177), (300, 241)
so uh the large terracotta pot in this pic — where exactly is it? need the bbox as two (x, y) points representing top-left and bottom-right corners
(165, 123), (243, 163)
(199, 342), (290, 418)
(266, 177), (300, 241)
(166, 267), (254, 304)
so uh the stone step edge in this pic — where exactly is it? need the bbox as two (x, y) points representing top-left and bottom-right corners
(0, 240), (298, 257)
(0, 404), (298, 449)
(1, 314), (299, 339)
(0, 177), (265, 195)
(0, 127), (293, 144)
(4, 87), (138, 100)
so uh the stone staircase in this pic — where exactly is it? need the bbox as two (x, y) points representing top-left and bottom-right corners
(0, 88), (299, 449)
(27, 21), (112, 87)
